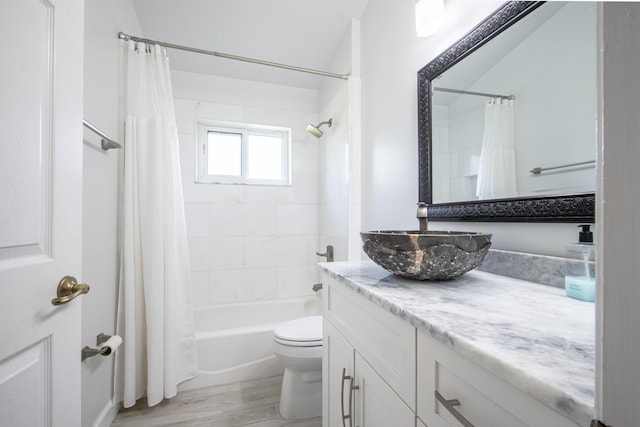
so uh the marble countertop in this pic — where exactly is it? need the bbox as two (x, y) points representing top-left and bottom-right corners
(319, 261), (595, 426)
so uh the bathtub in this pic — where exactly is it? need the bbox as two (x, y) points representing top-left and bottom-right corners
(179, 295), (322, 391)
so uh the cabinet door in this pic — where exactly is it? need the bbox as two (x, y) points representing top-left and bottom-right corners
(354, 353), (415, 427)
(323, 275), (416, 407)
(324, 319), (356, 427)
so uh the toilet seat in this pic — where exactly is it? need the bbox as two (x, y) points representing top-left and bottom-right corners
(273, 315), (322, 347)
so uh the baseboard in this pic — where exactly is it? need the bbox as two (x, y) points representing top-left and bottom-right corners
(93, 399), (120, 427)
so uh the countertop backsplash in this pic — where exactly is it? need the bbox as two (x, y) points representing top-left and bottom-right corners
(476, 249), (567, 288)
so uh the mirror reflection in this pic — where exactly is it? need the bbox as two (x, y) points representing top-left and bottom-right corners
(431, 2), (596, 204)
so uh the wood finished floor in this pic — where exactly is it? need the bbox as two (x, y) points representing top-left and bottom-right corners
(111, 375), (322, 427)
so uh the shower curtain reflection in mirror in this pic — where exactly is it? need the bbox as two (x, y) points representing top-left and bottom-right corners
(115, 40), (198, 409)
(476, 98), (517, 200)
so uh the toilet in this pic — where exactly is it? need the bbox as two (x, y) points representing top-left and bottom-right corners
(272, 315), (323, 420)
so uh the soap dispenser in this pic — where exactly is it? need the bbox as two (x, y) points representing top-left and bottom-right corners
(564, 224), (596, 302)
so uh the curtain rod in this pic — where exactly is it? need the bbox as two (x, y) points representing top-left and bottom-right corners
(434, 86), (514, 100)
(118, 32), (350, 81)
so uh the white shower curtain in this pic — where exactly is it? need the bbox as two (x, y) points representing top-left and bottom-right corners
(115, 41), (197, 408)
(475, 98), (517, 200)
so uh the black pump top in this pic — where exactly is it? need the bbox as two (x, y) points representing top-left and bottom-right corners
(578, 224), (593, 243)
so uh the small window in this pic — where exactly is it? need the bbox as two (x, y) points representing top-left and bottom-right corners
(196, 121), (291, 185)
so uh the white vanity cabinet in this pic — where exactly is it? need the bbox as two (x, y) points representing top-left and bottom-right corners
(416, 331), (581, 427)
(322, 275), (415, 427)
(321, 264), (590, 427)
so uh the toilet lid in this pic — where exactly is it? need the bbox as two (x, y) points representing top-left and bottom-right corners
(274, 315), (322, 343)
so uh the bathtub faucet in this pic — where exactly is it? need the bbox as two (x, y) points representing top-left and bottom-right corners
(316, 245), (334, 262)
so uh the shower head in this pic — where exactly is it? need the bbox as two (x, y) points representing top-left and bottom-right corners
(306, 118), (333, 138)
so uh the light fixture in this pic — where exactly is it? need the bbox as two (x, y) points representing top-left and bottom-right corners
(415, 0), (445, 37)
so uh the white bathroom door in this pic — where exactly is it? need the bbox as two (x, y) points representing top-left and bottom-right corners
(0, 0), (84, 426)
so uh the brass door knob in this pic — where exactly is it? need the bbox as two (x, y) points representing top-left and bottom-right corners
(51, 275), (90, 306)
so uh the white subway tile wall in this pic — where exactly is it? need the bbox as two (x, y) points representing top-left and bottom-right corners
(173, 81), (323, 305)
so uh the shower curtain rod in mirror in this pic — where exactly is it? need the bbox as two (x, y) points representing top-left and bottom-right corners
(118, 32), (350, 80)
(434, 86), (514, 100)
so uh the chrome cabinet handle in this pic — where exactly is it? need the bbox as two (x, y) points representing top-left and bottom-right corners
(51, 275), (90, 306)
(341, 368), (349, 427)
(340, 368), (359, 427)
(435, 390), (475, 427)
(348, 376), (359, 427)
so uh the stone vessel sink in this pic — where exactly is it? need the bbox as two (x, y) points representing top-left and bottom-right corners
(361, 231), (492, 280)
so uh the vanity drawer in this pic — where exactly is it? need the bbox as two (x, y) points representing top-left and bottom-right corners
(417, 331), (580, 427)
(323, 274), (416, 408)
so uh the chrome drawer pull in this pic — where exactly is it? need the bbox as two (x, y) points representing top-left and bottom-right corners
(435, 390), (475, 427)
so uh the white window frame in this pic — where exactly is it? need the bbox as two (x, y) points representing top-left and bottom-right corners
(196, 120), (292, 186)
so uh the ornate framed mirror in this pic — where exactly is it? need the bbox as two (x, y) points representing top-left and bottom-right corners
(417, 1), (595, 222)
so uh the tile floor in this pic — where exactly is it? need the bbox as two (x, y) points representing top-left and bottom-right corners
(111, 375), (322, 427)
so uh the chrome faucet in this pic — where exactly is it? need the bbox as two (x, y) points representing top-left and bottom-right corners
(417, 202), (428, 232)
(316, 245), (334, 262)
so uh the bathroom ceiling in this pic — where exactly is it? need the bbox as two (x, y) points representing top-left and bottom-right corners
(130, 0), (369, 90)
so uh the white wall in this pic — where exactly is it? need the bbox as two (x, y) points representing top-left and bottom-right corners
(82, 1), (142, 426)
(171, 71), (324, 306)
(360, 0), (587, 257)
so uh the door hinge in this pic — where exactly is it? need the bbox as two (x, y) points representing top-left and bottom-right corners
(591, 420), (610, 427)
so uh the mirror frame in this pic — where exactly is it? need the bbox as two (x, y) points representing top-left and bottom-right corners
(417, 1), (595, 223)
